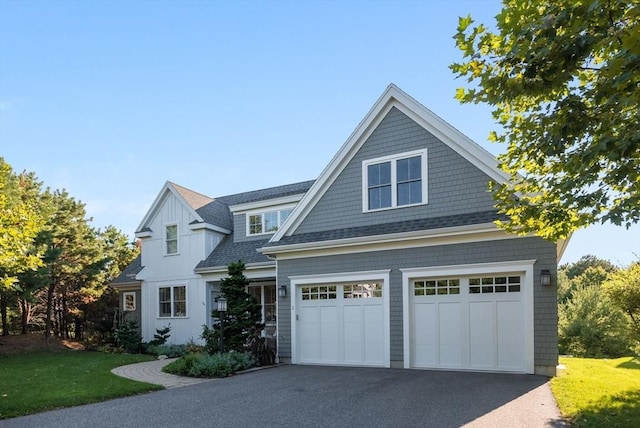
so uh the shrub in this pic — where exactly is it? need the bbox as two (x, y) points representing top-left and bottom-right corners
(163, 352), (255, 378)
(148, 324), (171, 347)
(559, 284), (634, 357)
(114, 320), (143, 353)
(146, 344), (188, 358)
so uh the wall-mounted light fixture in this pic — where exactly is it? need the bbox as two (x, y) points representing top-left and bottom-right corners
(540, 269), (551, 286)
(278, 285), (287, 298)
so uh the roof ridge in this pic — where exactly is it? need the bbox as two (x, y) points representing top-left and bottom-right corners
(215, 179), (315, 201)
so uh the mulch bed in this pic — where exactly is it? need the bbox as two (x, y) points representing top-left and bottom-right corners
(0, 334), (85, 354)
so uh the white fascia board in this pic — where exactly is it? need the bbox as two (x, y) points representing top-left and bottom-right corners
(134, 230), (153, 239)
(187, 222), (231, 234)
(261, 223), (532, 260)
(271, 86), (399, 242)
(109, 281), (141, 289)
(135, 181), (205, 233)
(387, 87), (510, 185)
(556, 235), (571, 263)
(229, 194), (305, 214)
(194, 262), (276, 279)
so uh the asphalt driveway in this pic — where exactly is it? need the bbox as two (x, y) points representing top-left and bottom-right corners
(1, 365), (566, 427)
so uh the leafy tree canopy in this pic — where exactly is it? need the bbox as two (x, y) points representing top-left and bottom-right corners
(0, 158), (46, 289)
(451, 0), (640, 240)
(560, 254), (618, 279)
(604, 262), (640, 337)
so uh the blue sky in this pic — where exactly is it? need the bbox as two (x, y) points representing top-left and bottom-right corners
(1, 0), (637, 267)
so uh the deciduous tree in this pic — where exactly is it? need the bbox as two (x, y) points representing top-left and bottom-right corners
(451, 0), (640, 240)
(605, 262), (640, 338)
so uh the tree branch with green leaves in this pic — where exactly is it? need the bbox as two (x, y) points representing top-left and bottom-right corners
(451, 0), (639, 240)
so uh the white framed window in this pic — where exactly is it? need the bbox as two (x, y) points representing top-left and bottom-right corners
(158, 285), (187, 318)
(247, 208), (292, 236)
(362, 149), (428, 212)
(165, 224), (178, 255)
(123, 291), (136, 311)
(248, 284), (276, 324)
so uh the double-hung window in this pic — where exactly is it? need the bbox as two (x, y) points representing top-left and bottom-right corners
(247, 208), (292, 236)
(165, 224), (178, 255)
(363, 149), (427, 212)
(159, 285), (187, 317)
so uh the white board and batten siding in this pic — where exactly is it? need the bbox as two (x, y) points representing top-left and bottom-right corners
(290, 270), (391, 368)
(402, 260), (536, 374)
(137, 191), (223, 344)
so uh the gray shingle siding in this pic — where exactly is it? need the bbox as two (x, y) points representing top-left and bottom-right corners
(294, 108), (496, 235)
(277, 236), (558, 370)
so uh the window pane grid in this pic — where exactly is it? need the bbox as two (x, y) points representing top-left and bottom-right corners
(301, 285), (337, 300)
(344, 283), (382, 299)
(469, 276), (521, 294)
(366, 154), (423, 211)
(165, 225), (178, 254)
(414, 278), (459, 296)
(159, 286), (187, 317)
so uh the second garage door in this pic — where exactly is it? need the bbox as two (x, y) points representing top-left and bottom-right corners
(410, 273), (527, 372)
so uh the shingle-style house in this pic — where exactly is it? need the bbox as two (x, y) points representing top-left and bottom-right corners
(112, 84), (565, 376)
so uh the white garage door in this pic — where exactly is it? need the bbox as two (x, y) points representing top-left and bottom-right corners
(411, 274), (526, 372)
(296, 282), (386, 367)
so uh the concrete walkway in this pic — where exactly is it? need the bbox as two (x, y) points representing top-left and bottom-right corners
(111, 358), (214, 388)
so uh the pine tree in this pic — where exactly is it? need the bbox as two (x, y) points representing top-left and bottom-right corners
(211, 261), (263, 353)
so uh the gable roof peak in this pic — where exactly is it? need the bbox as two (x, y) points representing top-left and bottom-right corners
(269, 83), (509, 242)
(167, 181), (214, 210)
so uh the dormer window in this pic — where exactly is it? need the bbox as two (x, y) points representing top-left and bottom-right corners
(247, 209), (292, 236)
(362, 149), (428, 212)
(165, 224), (178, 255)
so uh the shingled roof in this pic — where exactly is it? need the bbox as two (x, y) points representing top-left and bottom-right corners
(196, 234), (272, 270)
(263, 210), (508, 248)
(111, 254), (143, 285)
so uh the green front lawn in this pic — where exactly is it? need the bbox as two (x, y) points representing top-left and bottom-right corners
(0, 350), (162, 419)
(551, 356), (640, 427)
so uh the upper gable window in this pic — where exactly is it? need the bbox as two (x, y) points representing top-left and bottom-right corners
(165, 224), (178, 255)
(362, 149), (428, 212)
(247, 209), (292, 236)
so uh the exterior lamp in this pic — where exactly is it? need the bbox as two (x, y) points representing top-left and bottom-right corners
(216, 296), (227, 354)
(540, 270), (551, 286)
(278, 285), (287, 298)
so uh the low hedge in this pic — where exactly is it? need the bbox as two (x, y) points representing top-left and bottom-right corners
(162, 351), (255, 378)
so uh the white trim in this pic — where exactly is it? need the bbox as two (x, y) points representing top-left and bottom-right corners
(134, 230), (152, 239)
(195, 263), (276, 280)
(401, 260), (535, 373)
(164, 223), (179, 256)
(122, 291), (136, 312)
(187, 222), (231, 234)
(362, 148), (428, 212)
(246, 206), (296, 237)
(230, 195), (304, 213)
(270, 84), (509, 243)
(157, 284), (188, 318)
(289, 270), (391, 368)
(261, 223), (530, 259)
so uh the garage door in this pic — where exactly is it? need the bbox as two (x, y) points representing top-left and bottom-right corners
(295, 282), (386, 367)
(410, 274), (526, 372)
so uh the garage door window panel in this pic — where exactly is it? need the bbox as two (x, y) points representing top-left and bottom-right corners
(414, 279), (459, 296)
(469, 276), (521, 294)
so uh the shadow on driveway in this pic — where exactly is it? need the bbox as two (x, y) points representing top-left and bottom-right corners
(1, 365), (567, 427)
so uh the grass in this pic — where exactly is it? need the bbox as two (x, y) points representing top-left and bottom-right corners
(551, 356), (640, 427)
(0, 350), (163, 420)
